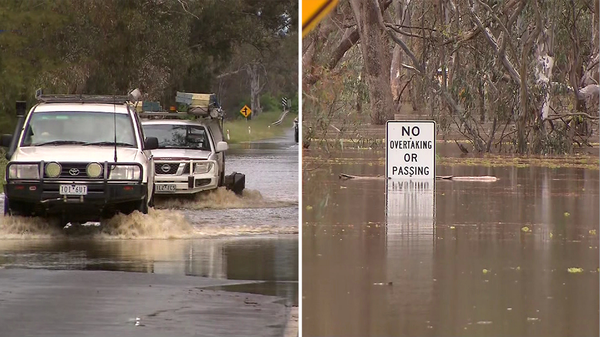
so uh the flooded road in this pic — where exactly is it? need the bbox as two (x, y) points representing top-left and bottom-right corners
(0, 129), (298, 337)
(303, 146), (599, 337)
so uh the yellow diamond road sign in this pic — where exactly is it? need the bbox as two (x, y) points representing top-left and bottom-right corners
(302, 0), (339, 37)
(240, 105), (252, 118)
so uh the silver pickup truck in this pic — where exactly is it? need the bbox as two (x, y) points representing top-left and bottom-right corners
(138, 93), (245, 196)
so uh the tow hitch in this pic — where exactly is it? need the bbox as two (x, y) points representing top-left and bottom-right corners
(224, 172), (245, 195)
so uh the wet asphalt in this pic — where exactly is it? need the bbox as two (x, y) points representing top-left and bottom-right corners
(0, 126), (299, 337)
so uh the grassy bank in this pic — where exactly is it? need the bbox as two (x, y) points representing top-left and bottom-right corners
(223, 110), (296, 144)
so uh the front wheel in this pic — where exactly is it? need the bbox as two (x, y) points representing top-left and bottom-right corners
(218, 155), (226, 187)
(3, 198), (34, 217)
(137, 196), (149, 214)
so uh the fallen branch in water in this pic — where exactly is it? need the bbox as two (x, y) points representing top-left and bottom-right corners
(339, 173), (498, 182)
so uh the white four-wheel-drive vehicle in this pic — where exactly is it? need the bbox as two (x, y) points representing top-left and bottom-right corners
(0, 90), (159, 223)
(141, 119), (226, 194)
(139, 91), (245, 196)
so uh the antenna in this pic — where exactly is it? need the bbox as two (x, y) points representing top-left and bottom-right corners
(113, 94), (118, 162)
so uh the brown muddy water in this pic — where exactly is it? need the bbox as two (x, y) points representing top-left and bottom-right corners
(303, 145), (599, 337)
(0, 133), (298, 336)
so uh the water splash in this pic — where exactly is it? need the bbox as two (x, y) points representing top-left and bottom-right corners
(0, 216), (64, 239)
(95, 209), (195, 239)
(154, 187), (295, 210)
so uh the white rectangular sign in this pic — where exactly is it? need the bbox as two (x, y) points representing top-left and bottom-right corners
(386, 120), (436, 180)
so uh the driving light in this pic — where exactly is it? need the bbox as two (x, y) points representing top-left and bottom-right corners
(194, 162), (213, 174)
(9, 164), (40, 179)
(109, 165), (141, 180)
(86, 162), (102, 178)
(45, 162), (61, 178)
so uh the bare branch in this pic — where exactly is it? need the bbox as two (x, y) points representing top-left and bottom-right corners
(475, 0), (517, 54)
(468, 3), (521, 83)
(385, 23), (430, 39)
(176, 0), (199, 20)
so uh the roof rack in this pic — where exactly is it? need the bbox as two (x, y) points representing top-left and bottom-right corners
(34, 88), (139, 104)
(138, 110), (222, 120)
(36, 94), (131, 104)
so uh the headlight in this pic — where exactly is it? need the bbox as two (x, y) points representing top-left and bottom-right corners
(109, 165), (141, 180)
(8, 164), (40, 179)
(45, 162), (61, 178)
(194, 162), (213, 174)
(86, 162), (102, 178)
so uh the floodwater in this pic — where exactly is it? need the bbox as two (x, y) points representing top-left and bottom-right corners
(303, 145), (599, 337)
(0, 129), (298, 336)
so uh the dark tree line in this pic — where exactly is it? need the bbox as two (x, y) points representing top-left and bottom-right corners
(0, 0), (298, 132)
(304, 0), (598, 154)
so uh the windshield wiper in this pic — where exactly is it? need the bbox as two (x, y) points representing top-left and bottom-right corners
(84, 141), (135, 147)
(35, 140), (87, 146)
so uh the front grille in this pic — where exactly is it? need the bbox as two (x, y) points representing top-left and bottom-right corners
(45, 163), (101, 180)
(155, 163), (188, 175)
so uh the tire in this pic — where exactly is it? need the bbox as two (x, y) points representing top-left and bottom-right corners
(148, 192), (155, 208)
(218, 154), (226, 187)
(137, 196), (149, 214)
(4, 198), (33, 217)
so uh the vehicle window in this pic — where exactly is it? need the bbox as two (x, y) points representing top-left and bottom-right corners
(21, 111), (137, 147)
(143, 124), (211, 150)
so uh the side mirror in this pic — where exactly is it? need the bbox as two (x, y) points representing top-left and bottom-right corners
(16, 101), (26, 117)
(1, 134), (12, 147)
(144, 137), (159, 150)
(215, 141), (228, 152)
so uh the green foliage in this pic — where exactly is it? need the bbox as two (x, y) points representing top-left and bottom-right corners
(0, 0), (297, 133)
(260, 93), (279, 112)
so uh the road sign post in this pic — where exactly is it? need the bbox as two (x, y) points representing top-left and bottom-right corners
(386, 121), (436, 180)
(385, 120), (436, 242)
(240, 105), (252, 119)
(281, 97), (288, 112)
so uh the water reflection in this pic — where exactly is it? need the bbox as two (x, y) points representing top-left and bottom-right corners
(303, 148), (599, 337)
(0, 236), (298, 305)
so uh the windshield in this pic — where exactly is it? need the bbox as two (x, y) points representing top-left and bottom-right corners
(143, 124), (211, 150)
(21, 111), (137, 147)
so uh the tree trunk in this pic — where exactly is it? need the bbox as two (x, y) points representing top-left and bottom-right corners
(349, 0), (395, 124)
(390, 0), (407, 103)
(247, 63), (265, 119)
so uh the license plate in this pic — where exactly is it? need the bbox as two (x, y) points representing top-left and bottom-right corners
(156, 184), (177, 192)
(59, 185), (87, 195)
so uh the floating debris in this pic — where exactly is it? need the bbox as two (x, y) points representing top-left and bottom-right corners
(564, 212), (570, 217)
(476, 321), (493, 325)
(527, 317), (540, 322)
(450, 226), (456, 229)
(521, 226), (532, 233)
(306, 205), (313, 211)
(589, 229), (597, 235)
(482, 269), (489, 274)
(567, 267), (584, 273)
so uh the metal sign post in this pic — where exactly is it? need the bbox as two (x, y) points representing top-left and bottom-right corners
(240, 105), (252, 119)
(385, 120), (436, 270)
(281, 97), (288, 112)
